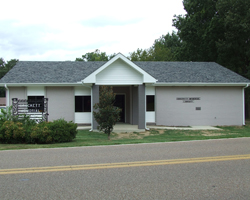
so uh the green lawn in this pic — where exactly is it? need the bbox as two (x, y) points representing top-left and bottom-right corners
(1, 121), (250, 151)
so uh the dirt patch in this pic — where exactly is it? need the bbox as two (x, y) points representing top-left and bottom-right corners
(202, 133), (226, 136)
(149, 129), (165, 134)
(158, 129), (165, 134)
(201, 130), (226, 136)
(112, 129), (164, 139)
(113, 132), (147, 139)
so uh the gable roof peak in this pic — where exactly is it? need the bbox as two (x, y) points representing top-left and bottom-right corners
(82, 53), (157, 84)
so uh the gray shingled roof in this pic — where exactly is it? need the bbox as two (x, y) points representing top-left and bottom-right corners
(0, 61), (249, 84)
(0, 61), (106, 83)
(135, 62), (250, 83)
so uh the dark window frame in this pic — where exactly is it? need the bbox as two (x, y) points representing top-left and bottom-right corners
(146, 95), (155, 111)
(75, 96), (91, 112)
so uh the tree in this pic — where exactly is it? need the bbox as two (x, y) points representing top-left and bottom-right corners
(173, 0), (250, 71)
(0, 58), (5, 68)
(215, 0), (250, 75)
(173, 0), (220, 61)
(93, 86), (121, 140)
(129, 32), (182, 61)
(0, 58), (18, 97)
(129, 48), (151, 61)
(76, 49), (116, 61)
(0, 58), (18, 79)
(151, 32), (182, 61)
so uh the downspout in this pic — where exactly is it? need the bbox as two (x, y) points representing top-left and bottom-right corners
(81, 81), (93, 131)
(4, 84), (9, 107)
(243, 84), (249, 125)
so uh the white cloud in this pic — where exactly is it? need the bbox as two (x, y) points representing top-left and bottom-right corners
(0, 0), (186, 61)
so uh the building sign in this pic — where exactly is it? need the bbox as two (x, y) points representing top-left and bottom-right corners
(28, 101), (44, 112)
(176, 97), (200, 103)
(12, 98), (48, 122)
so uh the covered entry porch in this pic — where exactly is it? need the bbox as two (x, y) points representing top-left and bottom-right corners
(81, 53), (157, 131)
(92, 85), (146, 130)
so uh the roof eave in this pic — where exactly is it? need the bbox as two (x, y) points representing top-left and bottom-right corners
(1, 82), (249, 87)
(0, 83), (83, 87)
(154, 82), (250, 87)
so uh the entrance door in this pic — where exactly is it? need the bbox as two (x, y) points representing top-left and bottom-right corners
(114, 94), (125, 122)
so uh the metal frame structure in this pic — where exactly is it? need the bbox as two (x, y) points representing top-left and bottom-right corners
(12, 98), (48, 122)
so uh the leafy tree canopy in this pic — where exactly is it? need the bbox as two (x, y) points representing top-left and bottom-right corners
(215, 0), (250, 76)
(0, 58), (19, 79)
(0, 58), (19, 97)
(173, 0), (250, 77)
(76, 49), (116, 61)
(129, 32), (182, 61)
(0, 58), (5, 68)
(0, 58), (19, 73)
(173, 0), (219, 61)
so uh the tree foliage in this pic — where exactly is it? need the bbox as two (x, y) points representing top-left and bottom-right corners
(0, 58), (18, 97)
(93, 86), (121, 140)
(215, 0), (250, 75)
(129, 32), (181, 61)
(173, 0), (250, 77)
(76, 49), (116, 61)
(173, 0), (220, 61)
(0, 58), (18, 79)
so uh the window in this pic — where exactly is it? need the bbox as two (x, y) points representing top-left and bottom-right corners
(146, 95), (155, 111)
(75, 96), (91, 112)
(28, 96), (44, 112)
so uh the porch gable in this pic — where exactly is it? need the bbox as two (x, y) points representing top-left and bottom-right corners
(82, 53), (157, 85)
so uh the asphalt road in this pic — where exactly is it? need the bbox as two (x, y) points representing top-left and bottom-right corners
(0, 138), (250, 200)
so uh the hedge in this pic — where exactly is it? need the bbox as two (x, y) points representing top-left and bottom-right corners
(0, 112), (78, 144)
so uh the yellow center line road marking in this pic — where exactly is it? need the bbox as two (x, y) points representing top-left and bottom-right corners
(1, 154), (250, 175)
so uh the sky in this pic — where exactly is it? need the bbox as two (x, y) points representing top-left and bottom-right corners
(0, 0), (186, 61)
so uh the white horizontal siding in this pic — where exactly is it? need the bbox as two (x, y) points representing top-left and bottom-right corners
(96, 59), (143, 85)
(27, 86), (45, 96)
(146, 86), (155, 95)
(75, 87), (91, 95)
(75, 113), (91, 124)
(146, 112), (155, 123)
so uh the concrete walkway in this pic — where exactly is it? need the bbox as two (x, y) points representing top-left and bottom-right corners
(77, 124), (221, 132)
(147, 125), (221, 130)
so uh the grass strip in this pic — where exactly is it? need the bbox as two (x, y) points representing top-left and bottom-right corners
(1, 121), (250, 150)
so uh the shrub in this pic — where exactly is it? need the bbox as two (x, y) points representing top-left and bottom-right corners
(48, 119), (77, 143)
(0, 109), (38, 143)
(17, 115), (37, 143)
(29, 119), (77, 144)
(0, 117), (78, 144)
(29, 122), (52, 144)
(0, 121), (25, 143)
